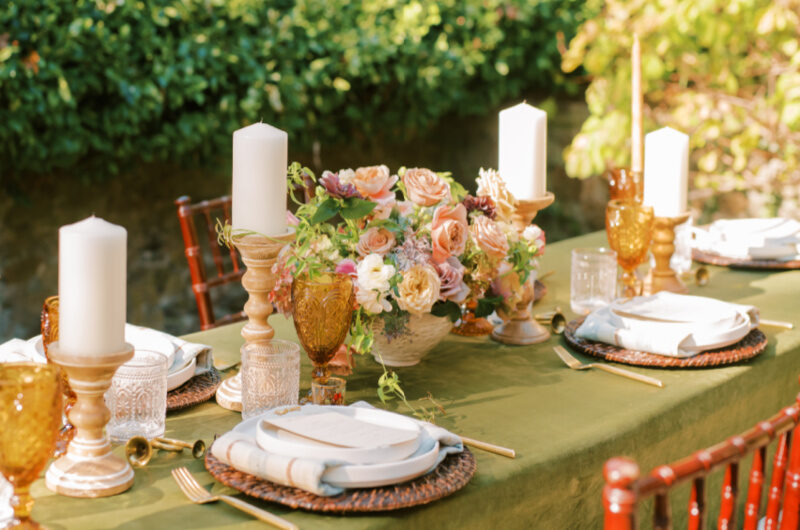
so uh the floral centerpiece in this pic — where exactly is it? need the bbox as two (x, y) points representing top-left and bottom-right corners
(267, 163), (545, 366)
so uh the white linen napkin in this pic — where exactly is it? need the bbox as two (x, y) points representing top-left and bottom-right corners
(694, 218), (800, 260)
(575, 292), (759, 358)
(124, 324), (214, 377)
(210, 401), (463, 496)
(0, 338), (46, 364)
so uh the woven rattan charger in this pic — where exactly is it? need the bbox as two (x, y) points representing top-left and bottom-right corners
(692, 249), (800, 270)
(167, 367), (221, 412)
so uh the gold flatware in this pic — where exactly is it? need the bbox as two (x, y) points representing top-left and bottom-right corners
(694, 267), (709, 286)
(126, 436), (206, 467)
(459, 436), (515, 459)
(534, 307), (567, 334)
(760, 319), (794, 330)
(171, 467), (298, 530)
(553, 346), (664, 388)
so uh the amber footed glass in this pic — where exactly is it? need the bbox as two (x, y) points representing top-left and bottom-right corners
(291, 272), (354, 402)
(0, 363), (62, 529)
(40, 296), (76, 458)
(605, 200), (655, 298)
(606, 168), (643, 203)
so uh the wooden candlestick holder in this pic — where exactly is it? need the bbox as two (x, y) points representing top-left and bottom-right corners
(643, 213), (691, 295)
(45, 342), (135, 498)
(215, 231), (295, 411)
(492, 192), (554, 345)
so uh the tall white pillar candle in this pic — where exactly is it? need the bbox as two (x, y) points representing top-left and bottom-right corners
(498, 102), (547, 200)
(59, 216), (127, 356)
(643, 127), (689, 217)
(232, 122), (288, 236)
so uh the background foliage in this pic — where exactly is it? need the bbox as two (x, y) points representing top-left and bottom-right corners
(0, 0), (593, 180)
(561, 0), (800, 219)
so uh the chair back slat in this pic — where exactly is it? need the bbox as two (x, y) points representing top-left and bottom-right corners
(221, 201), (240, 273)
(201, 206), (225, 277)
(688, 477), (705, 530)
(718, 461), (739, 529)
(780, 421), (800, 530)
(743, 446), (766, 530)
(653, 493), (671, 530)
(765, 432), (791, 530)
(603, 458), (640, 530)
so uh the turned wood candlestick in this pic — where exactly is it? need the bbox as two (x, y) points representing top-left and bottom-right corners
(45, 343), (135, 498)
(643, 213), (691, 295)
(215, 231), (295, 411)
(492, 192), (554, 345)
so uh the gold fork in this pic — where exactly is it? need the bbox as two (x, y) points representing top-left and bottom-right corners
(171, 467), (298, 530)
(553, 346), (664, 388)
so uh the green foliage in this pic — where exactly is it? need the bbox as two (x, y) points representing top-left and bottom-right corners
(561, 0), (800, 218)
(1, 0), (593, 179)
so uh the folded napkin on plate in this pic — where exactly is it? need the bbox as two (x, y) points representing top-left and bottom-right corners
(124, 324), (214, 377)
(575, 292), (759, 358)
(694, 218), (800, 260)
(210, 401), (463, 496)
(0, 338), (46, 364)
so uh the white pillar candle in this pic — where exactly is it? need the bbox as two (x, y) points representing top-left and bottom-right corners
(643, 127), (690, 217)
(498, 102), (547, 200)
(232, 122), (288, 236)
(59, 216), (127, 356)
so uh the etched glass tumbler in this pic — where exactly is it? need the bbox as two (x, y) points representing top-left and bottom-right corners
(570, 248), (618, 315)
(106, 350), (168, 442)
(241, 340), (301, 420)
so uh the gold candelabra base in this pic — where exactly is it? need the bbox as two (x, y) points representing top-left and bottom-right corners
(215, 231), (296, 412)
(492, 192), (554, 346)
(643, 213), (691, 296)
(45, 343), (135, 498)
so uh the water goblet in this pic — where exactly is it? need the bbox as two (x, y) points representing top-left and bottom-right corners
(605, 200), (655, 298)
(0, 363), (63, 529)
(291, 272), (354, 402)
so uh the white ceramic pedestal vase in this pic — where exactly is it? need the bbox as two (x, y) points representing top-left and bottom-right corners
(370, 314), (452, 367)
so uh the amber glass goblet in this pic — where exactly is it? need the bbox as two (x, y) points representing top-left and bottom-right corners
(606, 168), (643, 203)
(605, 200), (655, 298)
(0, 363), (63, 529)
(291, 272), (354, 398)
(40, 296), (76, 457)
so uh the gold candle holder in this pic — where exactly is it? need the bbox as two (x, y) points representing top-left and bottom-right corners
(643, 213), (691, 296)
(492, 192), (554, 345)
(45, 342), (135, 498)
(215, 231), (295, 412)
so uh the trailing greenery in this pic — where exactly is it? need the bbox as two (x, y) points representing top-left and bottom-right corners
(1, 0), (593, 179)
(561, 0), (800, 218)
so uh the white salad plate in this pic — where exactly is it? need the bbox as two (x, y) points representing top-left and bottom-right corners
(235, 406), (440, 488)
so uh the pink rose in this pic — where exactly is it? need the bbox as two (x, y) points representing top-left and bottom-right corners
(371, 203), (393, 220)
(471, 215), (509, 258)
(491, 261), (523, 307)
(335, 259), (357, 277)
(435, 257), (469, 303)
(356, 227), (396, 257)
(431, 204), (468, 263)
(352, 165), (398, 206)
(402, 168), (451, 207)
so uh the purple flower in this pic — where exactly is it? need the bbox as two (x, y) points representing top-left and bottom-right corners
(321, 171), (362, 199)
(435, 257), (469, 303)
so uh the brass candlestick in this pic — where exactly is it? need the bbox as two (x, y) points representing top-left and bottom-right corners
(492, 192), (554, 345)
(215, 231), (295, 411)
(643, 213), (691, 295)
(45, 342), (135, 498)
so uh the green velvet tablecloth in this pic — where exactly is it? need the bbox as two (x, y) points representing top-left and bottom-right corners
(30, 231), (800, 529)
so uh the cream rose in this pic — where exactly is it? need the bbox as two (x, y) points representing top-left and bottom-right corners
(356, 254), (395, 314)
(352, 165), (397, 206)
(402, 168), (450, 207)
(476, 168), (516, 222)
(431, 204), (468, 263)
(471, 215), (509, 258)
(356, 227), (396, 257)
(396, 264), (441, 315)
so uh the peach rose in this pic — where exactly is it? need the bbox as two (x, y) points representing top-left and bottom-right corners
(476, 168), (516, 222)
(402, 168), (451, 207)
(396, 264), (441, 315)
(431, 204), (468, 263)
(471, 215), (509, 258)
(491, 261), (523, 307)
(352, 165), (398, 206)
(356, 227), (396, 257)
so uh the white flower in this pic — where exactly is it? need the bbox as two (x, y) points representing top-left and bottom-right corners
(476, 167), (516, 222)
(310, 235), (341, 263)
(338, 168), (355, 185)
(522, 225), (543, 242)
(356, 253), (395, 314)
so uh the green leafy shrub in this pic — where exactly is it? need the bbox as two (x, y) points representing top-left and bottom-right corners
(0, 0), (592, 179)
(561, 0), (800, 218)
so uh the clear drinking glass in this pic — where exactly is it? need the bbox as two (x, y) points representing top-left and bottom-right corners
(106, 350), (168, 442)
(311, 377), (346, 406)
(570, 248), (618, 315)
(241, 340), (301, 420)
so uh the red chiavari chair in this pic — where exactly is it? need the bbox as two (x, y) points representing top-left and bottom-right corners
(604, 383), (800, 529)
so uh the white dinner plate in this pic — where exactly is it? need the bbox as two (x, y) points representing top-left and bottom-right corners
(167, 356), (196, 391)
(256, 405), (422, 465)
(234, 407), (440, 488)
